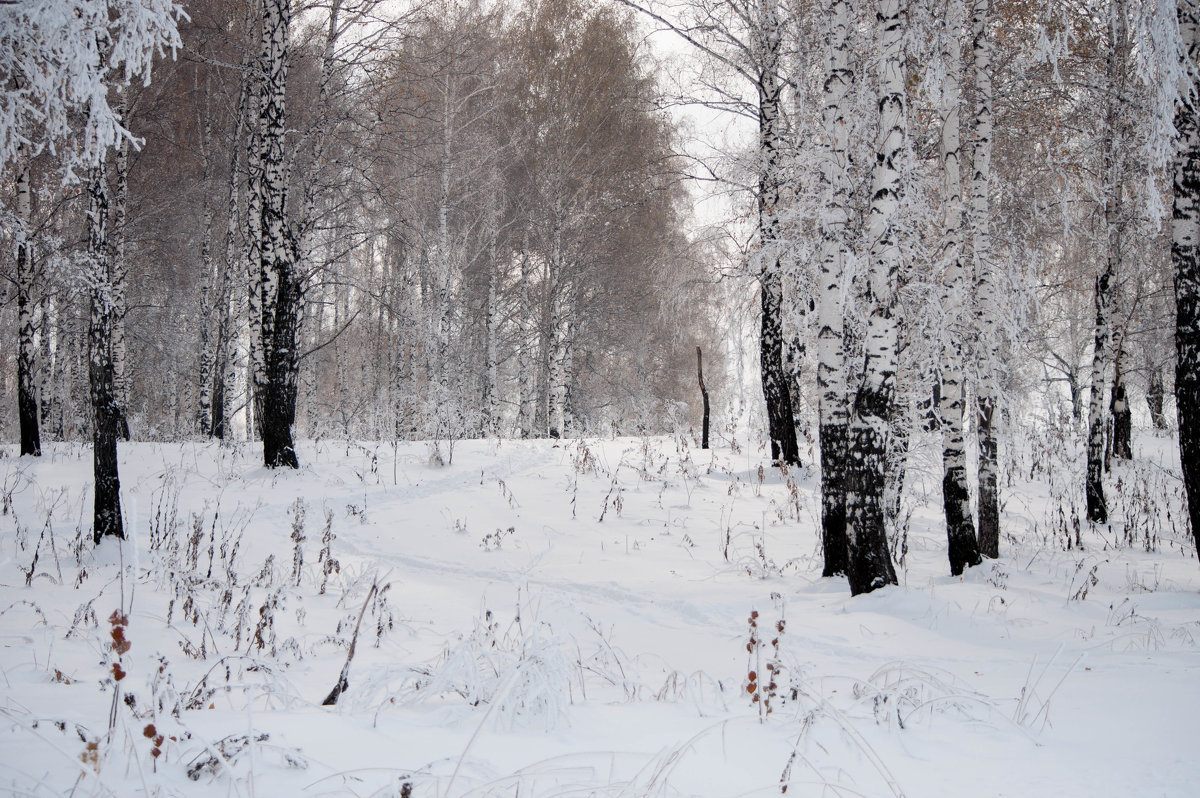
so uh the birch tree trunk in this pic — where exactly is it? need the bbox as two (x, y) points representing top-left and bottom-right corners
(38, 296), (60, 440)
(971, 0), (1001, 558)
(845, 0), (904, 595)
(436, 74), (455, 405)
(213, 62), (252, 440)
(1109, 329), (1132, 460)
(1086, 267), (1114, 522)
(87, 157), (124, 543)
(295, 0), (341, 263)
(817, 0), (854, 577)
(549, 292), (568, 438)
(483, 217), (500, 437)
(1147, 365), (1168, 429)
(246, 50), (266, 442)
(785, 282), (808, 442)
(196, 105), (217, 436)
(939, 0), (982, 575)
(15, 143), (41, 456)
(1173, 0), (1200, 558)
(755, 0), (799, 466)
(517, 243), (534, 438)
(1086, 0), (1129, 524)
(257, 0), (301, 468)
(110, 94), (131, 442)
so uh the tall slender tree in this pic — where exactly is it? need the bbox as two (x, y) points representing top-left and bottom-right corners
(816, 0), (855, 577)
(844, 0), (905, 595)
(110, 92), (132, 441)
(1085, 0), (1132, 525)
(938, 0), (982, 575)
(613, 0), (799, 464)
(255, 0), (302, 468)
(87, 152), (124, 543)
(14, 135), (41, 457)
(754, 0), (800, 466)
(1174, 0), (1200, 557)
(971, 0), (1000, 557)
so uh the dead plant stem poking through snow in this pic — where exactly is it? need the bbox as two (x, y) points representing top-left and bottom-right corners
(322, 579), (380, 706)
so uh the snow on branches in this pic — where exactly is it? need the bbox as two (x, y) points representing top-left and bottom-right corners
(0, 0), (185, 181)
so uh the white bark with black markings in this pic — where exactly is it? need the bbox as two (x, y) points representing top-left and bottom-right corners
(754, 0), (799, 466)
(817, 0), (854, 577)
(970, 0), (1000, 558)
(845, 0), (905, 595)
(1174, 0), (1200, 556)
(939, 0), (982, 575)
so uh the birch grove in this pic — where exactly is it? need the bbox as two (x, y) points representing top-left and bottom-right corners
(1, 0), (1199, 582)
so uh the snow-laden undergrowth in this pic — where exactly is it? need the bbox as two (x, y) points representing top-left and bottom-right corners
(0, 430), (1196, 797)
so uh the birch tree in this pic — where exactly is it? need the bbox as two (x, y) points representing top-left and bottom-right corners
(938, 0), (982, 574)
(14, 136), (40, 456)
(816, 0), (855, 577)
(1174, 0), (1200, 555)
(844, 0), (905, 595)
(86, 149), (123, 542)
(754, 0), (800, 465)
(109, 93), (132, 441)
(254, 0), (302, 468)
(614, 0), (800, 464)
(1, 0), (180, 542)
(1084, 0), (1144, 524)
(212, 61), (253, 440)
(971, 0), (1000, 558)
(0, 0), (183, 176)
(3, 0), (181, 460)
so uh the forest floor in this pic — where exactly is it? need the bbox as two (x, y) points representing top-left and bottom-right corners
(0, 427), (1196, 797)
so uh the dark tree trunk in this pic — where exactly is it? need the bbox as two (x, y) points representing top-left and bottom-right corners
(1087, 271), (1112, 524)
(1087, 0), (1129, 524)
(921, 381), (941, 432)
(977, 401), (1000, 559)
(211, 339), (229, 440)
(1173, 0), (1200, 560)
(1110, 351), (1132, 460)
(847, 385), (899, 595)
(15, 152), (41, 457)
(886, 398), (908, 522)
(87, 162), (124, 544)
(1068, 367), (1082, 423)
(760, 268), (799, 465)
(944, 467), (980, 573)
(755, 3), (799, 467)
(697, 347), (710, 449)
(262, 273), (301, 469)
(1147, 368), (1168, 430)
(17, 270), (40, 456)
(820, 418), (849, 576)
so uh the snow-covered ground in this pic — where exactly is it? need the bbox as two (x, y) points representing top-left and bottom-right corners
(1, 429), (1196, 797)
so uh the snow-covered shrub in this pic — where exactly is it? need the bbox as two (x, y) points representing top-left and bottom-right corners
(418, 607), (576, 732)
(851, 662), (996, 730)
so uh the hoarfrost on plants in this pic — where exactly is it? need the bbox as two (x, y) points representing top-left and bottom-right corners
(0, 432), (1197, 796)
